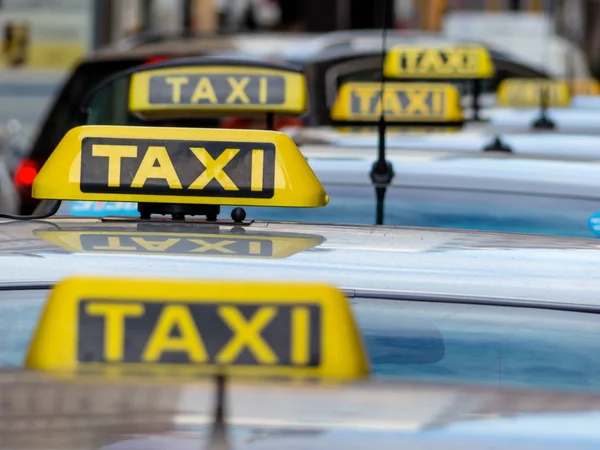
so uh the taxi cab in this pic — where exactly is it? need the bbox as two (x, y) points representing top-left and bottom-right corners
(295, 44), (600, 161)
(306, 41), (600, 135)
(28, 56), (600, 239)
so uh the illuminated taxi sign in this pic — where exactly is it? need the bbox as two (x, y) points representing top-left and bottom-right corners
(32, 126), (327, 208)
(35, 229), (326, 259)
(25, 277), (368, 380)
(129, 64), (307, 119)
(497, 78), (571, 108)
(567, 78), (600, 96)
(383, 45), (495, 79)
(331, 82), (463, 123)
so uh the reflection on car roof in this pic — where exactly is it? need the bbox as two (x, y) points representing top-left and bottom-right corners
(1, 219), (600, 307)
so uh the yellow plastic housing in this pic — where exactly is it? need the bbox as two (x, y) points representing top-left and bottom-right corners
(129, 66), (308, 118)
(25, 277), (370, 381)
(497, 78), (571, 108)
(384, 45), (495, 79)
(331, 82), (464, 123)
(32, 125), (328, 208)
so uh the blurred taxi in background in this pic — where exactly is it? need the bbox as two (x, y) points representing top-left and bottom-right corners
(26, 55), (600, 240)
(12, 30), (566, 215)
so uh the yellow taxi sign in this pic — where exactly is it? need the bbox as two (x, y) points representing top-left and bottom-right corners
(566, 78), (600, 96)
(35, 229), (326, 259)
(331, 82), (463, 123)
(25, 277), (369, 380)
(129, 64), (307, 119)
(384, 45), (495, 79)
(32, 126), (328, 208)
(497, 78), (571, 108)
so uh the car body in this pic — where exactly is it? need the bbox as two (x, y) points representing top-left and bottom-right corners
(291, 127), (600, 160)
(6, 371), (600, 449)
(4, 216), (600, 394)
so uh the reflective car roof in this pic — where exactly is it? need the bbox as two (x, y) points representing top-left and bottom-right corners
(2, 218), (600, 307)
(293, 128), (600, 161)
(4, 373), (600, 450)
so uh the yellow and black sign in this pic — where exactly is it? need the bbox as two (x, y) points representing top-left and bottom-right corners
(383, 45), (495, 79)
(129, 66), (307, 118)
(35, 229), (326, 259)
(330, 82), (463, 123)
(32, 126), (328, 208)
(80, 137), (275, 199)
(497, 78), (571, 108)
(25, 277), (368, 380)
(567, 78), (600, 96)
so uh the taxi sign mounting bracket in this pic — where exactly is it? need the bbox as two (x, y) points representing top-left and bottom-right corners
(138, 202), (221, 221)
(531, 87), (556, 130)
(206, 374), (231, 450)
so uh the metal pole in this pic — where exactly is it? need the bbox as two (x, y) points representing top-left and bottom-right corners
(92, 0), (113, 50)
(183, 0), (193, 31)
(140, 0), (153, 32)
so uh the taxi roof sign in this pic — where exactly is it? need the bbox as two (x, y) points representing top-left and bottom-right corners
(128, 57), (308, 119)
(383, 45), (495, 80)
(567, 78), (600, 96)
(25, 277), (369, 380)
(32, 125), (328, 215)
(331, 82), (464, 124)
(497, 78), (571, 108)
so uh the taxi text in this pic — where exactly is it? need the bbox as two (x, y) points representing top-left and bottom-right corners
(149, 74), (286, 106)
(502, 83), (568, 106)
(80, 137), (275, 198)
(349, 87), (447, 118)
(393, 48), (482, 76)
(78, 300), (321, 366)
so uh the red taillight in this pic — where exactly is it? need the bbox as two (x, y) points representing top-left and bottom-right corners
(14, 159), (39, 188)
(145, 56), (169, 65)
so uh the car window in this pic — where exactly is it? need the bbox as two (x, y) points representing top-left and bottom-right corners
(86, 76), (223, 128)
(28, 60), (146, 163)
(55, 184), (600, 239)
(4, 288), (600, 393)
(0, 290), (46, 367)
(229, 186), (600, 238)
(356, 298), (600, 392)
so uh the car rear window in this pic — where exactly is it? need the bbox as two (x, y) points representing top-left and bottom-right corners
(27, 59), (146, 164)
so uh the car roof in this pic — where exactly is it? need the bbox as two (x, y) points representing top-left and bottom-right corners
(2, 218), (600, 308)
(86, 32), (320, 62)
(84, 30), (515, 65)
(7, 373), (600, 449)
(299, 148), (600, 198)
(293, 128), (600, 161)
(6, 371), (600, 450)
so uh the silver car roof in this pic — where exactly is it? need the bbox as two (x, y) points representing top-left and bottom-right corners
(293, 128), (600, 161)
(5, 372), (600, 450)
(2, 218), (600, 308)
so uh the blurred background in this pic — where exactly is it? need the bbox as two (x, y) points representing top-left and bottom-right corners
(0, 0), (596, 184)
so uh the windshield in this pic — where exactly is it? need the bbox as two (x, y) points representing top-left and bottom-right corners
(6, 288), (600, 393)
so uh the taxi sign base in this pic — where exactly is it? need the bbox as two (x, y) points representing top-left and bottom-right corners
(138, 203), (221, 221)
